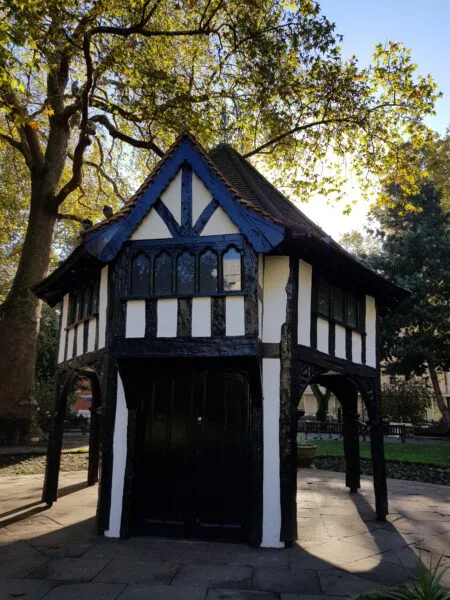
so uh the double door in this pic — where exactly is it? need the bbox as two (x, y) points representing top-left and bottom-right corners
(134, 360), (251, 541)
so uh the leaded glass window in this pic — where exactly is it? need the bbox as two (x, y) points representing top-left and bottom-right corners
(199, 250), (218, 293)
(223, 247), (241, 291)
(154, 252), (173, 295)
(176, 251), (195, 294)
(131, 253), (150, 296)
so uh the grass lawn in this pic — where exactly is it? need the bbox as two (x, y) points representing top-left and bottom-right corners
(311, 439), (450, 468)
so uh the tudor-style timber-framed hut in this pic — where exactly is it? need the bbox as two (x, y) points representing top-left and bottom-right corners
(33, 132), (407, 548)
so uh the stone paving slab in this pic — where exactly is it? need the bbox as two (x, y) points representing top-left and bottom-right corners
(172, 565), (252, 590)
(119, 584), (206, 600)
(28, 557), (110, 582)
(39, 582), (125, 599)
(0, 579), (52, 600)
(251, 568), (321, 595)
(0, 470), (449, 598)
(94, 559), (180, 584)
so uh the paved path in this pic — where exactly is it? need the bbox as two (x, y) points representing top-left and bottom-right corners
(0, 469), (448, 599)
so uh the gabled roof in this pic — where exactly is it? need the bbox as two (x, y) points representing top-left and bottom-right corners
(82, 132), (284, 260)
(33, 131), (408, 307)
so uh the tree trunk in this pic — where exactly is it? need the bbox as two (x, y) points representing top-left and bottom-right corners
(427, 359), (449, 424)
(0, 188), (58, 443)
(311, 383), (331, 421)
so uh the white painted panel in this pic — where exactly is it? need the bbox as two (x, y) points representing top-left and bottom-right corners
(130, 208), (172, 240)
(192, 297), (211, 337)
(297, 260), (312, 346)
(157, 299), (178, 337)
(98, 266), (108, 349)
(76, 323), (84, 356)
(192, 172), (213, 224)
(352, 331), (362, 364)
(317, 317), (329, 354)
(125, 300), (146, 338)
(58, 294), (69, 363)
(335, 324), (346, 359)
(66, 328), (74, 360)
(105, 373), (128, 538)
(262, 256), (290, 343)
(261, 358), (284, 548)
(161, 169), (182, 225)
(87, 318), (97, 353)
(200, 206), (239, 236)
(365, 295), (377, 368)
(225, 296), (245, 336)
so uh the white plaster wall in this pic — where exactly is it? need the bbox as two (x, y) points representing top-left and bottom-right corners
(192, 172), (213, 224)
(192, 297), (211, 337)
(261, 358), (284, 548)
(131, 208), (172, 240)
(87, 318), (97, 353)
(225, 296), (245, 336)
(58, 294), (69, 363)
(66, 328), (74, 361)
(352, 331), (362, 364)
(335, 324), (346, 359)
(200, 206), (239, 236)
(105, 373), (128, 538)
(157, 299), (178, 337)
(316, 317), (329, 354)
(365, 295), (377, 368)
(125, 300), (146, 338)
(98, 266), (109, 349)
(76, 323), (84, 356)
(297, 260), (312, 346)
(161, 169), (182, 224)
(262, 256), (290, 343)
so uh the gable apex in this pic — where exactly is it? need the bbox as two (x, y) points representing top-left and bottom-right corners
(83, 132), (285, 260)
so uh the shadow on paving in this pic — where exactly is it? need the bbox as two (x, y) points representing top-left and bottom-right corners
(0, 470), (448, 599)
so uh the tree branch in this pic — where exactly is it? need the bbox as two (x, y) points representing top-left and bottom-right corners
(0, 131), (32, 166)
(57, 212), (87, 224)
(89, 114), (164, 156)
(243, 116), (365, 158)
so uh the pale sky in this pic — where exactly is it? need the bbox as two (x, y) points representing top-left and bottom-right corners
(299, 0), (450, 241)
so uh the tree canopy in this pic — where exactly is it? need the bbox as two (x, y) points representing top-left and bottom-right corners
(0, 0), (440, 206)
(0, 0), (443, 439)
(367, 183), (450, 422)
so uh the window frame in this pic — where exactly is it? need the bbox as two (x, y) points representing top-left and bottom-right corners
(312, 276), (364, 332)
(127, 242), (246, 299)
(67, 279), (100, 327)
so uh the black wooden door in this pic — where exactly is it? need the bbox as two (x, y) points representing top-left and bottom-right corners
(134, 361), (251, 541)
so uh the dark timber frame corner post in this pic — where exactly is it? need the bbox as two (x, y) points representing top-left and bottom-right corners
(341, 382), (361, 494)
(279, 257), (299, 546)
(361, 377), (388, 521)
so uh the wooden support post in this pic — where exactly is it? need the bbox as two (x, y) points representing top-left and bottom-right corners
(87, 374), (102, 487)
(42, 371), (70, 505)
(279, 257), (299, 546)
(342, 408), (360, 493)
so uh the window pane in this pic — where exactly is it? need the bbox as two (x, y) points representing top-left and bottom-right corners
(346, 294), (359, 328)
(131, 253), (150, 296)
(82, 286), (91, 318)
(332, 286), (344, 322)
(154, 252), (173, 295)
(177, 251), (195, 294)
(199, 250), (218, 293)
(317, 278), (330, 316)
(74, 291), (82, 322)
(91, 281), (99, 314)
(223, 248), (241, 291)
